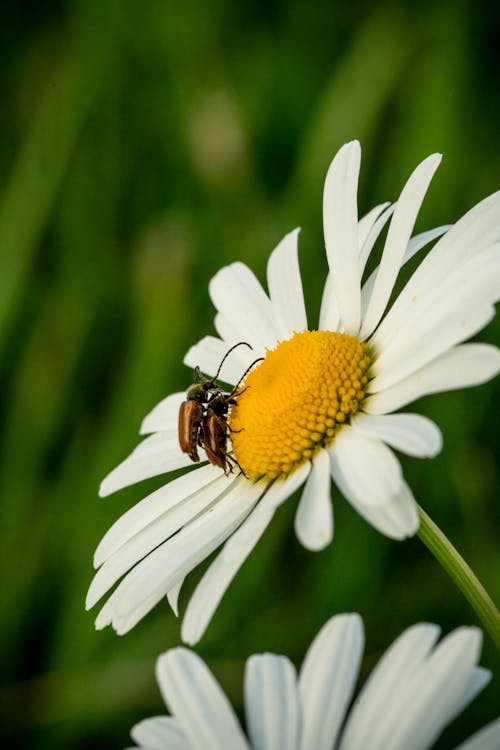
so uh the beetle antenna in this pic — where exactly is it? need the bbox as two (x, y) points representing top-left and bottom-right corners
(209, 341), (253, 384)
(230, 357), (264, 395)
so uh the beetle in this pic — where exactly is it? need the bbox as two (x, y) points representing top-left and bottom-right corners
(201, 355), (263, 475)
(202, 392), (237, 473)
(178, 341), (252, 463)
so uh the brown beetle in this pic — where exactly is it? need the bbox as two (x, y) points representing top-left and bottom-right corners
(202, 392), (236, 473)
(201, 357), (263, 475)
(178, 341), (252, 464)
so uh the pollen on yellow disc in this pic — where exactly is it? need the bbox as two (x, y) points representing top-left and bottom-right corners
(229, 330), (372, 480)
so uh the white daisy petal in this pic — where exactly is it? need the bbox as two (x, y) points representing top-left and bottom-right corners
(352, 627), (483, 750)
(167, 580), (183, 617)
(245, 655), (301, 750)
(405, 224), (452, 259)
(360, 154), (442, 339)
(95, 477), (266, 634)
(299, 613), (364, 750)
(366, 343), (500, 414)
(294, 449), (333, 550)
(341, 626), (484, 750)
(357, 202), (391, 252)
(131, 716), (185, 749)
(130, 614), (495, 750)
(94, 464), (225, 567)
(99, 433), (193, 497)
(209, 262), (279, 351)
(266, 228), (308, 338)
(374, 190), (500, 351)
(372, 241), (500, 390)
(319, 206), (393, 332)
(323, 140), (362, 334)
(360, 224), (451, 320)
(181, 464), (310, 645)
(140, 392), (186, 435)
(87, 469), (232, 610)
(184, 335), (260, 386)
(328, 428), (403, 507)
(330, 448), (418, 539)
(359, 203), (395, 275)
(214, 311), (246, 345)
(455, 718), (500, 750)
(339, 623), (442, 750)
(451, 667), (491, 722)
(318, 271), (341, 331)
(352, 413), (442, 458)
(157, 648), (249, 750)
(352, 483), (419, 539)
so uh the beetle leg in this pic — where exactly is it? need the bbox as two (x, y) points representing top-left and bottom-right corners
(225, 452), (248, 478)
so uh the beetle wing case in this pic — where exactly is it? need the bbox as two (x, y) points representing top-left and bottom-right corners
(178, 400), (204, 462)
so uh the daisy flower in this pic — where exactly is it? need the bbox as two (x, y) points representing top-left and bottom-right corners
(126, 613), (500, 750)
(87, 141), (500, 641)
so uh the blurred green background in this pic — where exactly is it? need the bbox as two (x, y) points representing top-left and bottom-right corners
(1, 1), (499, 748)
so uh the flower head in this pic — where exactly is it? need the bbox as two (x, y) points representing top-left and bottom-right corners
(127, 614), (499, 750)
(88, 141), (500, 640)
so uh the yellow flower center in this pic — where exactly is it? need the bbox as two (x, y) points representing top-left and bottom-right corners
(229, 330), (372, 480)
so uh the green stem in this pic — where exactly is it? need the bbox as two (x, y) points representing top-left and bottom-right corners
(417, 504), (500, 651)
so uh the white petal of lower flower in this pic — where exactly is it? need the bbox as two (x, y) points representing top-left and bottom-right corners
(344, 627), (483, 750)
(329, 427), (403, 507)
(339, 623), (442, 749)
(184, 335), (260, 385)
(294, 449), (333, 550)
(94, 463), (225, 567)
(181, 464), (310, 645)
(455, 717), (500, 750)
(451, 667), (491, 724)
(95, 477), (266, 634)
(209, 262), (279, 351)
(373, 190), (500, 352)
(323, 140), (362, 335)
(129, 614), (496, 750)
(352, 413), (442, 458)
(359, 153), (441, 340)
(140, 392), (185, 435)
(266, 228), (308, 338)
(131, 716), (185, 749)
(157, 648), (250, 750)
(365, 343), (500, 414)
(299, 613), (364, 750)
(245, 655), (301, 750)
(402, 627), (484, 750)
(99, 432), (193, 497)
(88, 469), (232, 609)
